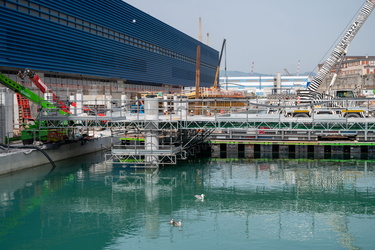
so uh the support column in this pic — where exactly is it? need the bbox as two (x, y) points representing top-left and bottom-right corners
(295, 145), (308, 159)
(279, 145), (289, 159)
(226, 143), (238, 158)
(211, 144), (220, 158)
(144, 97), (159, 166)
(0, 89), (14, 141)
(331, 145), (344, 159)
(367, 146), (375, 160)
(244, 144), (254, 158)
(173, 95), (178, 112)
(350, 146), (361, 160)
(314, 145), (325, 159)
(176, 96), (187, 120)
(70, 91), (83, 115)
(260, 144), (272, 159)
(163, 95), (168, 114)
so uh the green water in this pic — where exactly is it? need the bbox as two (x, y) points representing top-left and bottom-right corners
(1, 153), (375, 250)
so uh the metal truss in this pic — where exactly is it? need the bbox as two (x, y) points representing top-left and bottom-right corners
(105, 145), (186, 166)
(33, 101), (375, 168)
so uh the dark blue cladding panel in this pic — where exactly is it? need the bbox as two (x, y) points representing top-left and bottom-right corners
(0, 0), (219, 87)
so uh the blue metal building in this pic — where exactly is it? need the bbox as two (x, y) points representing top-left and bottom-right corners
(0, 0), (219, 87)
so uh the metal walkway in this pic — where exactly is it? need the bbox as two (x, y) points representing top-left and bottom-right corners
(31, 97), (375, 166)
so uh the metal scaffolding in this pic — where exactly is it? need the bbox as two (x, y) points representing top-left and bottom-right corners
(15, 96), (375, 167)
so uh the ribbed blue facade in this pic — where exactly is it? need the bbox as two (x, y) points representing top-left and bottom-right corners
(0, 0), (219, 87)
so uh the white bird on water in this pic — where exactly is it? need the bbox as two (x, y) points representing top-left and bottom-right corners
(194, 194), (205, 201)
(169, 219), (182, 227)
(173, 219), (182, 227)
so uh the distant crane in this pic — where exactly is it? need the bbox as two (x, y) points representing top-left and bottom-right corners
(296, 60), (301, 76)
(250, 61), (255, 76)
(212, 38), (226, 89)
(284, 68), (291, 76)
(198, 17), (202, 42)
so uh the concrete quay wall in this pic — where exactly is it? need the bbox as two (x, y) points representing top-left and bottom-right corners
(0, 136), (113, 175)
(210, 140), (375, 160)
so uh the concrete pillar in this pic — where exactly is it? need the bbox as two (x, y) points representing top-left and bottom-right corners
(350, 146), (361, 160)
(295, 145), (308, 159)
(0, 89), (14, 141)
(121, 94), (128, 109)
(176, 97), (187, 120)
(144, 97), (159, 166)
(226, 143), (238, 158)
(279, 145), (289, 159)
(106, 95), (112, 116)
(70, 91), (83, 115)
(314, 145), (325, 159)
(367, 146), (375, 160)
(12, 91), (19, 130)
(211, 144), (220, 158)
(331, 146), (344, 159)
(173, 95), (178, 112)
(260, 144), (272, 158)
(244, 144), (254, 158)
(163, 95), (168, 113)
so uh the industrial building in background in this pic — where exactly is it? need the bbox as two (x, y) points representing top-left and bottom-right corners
(220, 55), (375, 97)
(219, 74), (311, 97)
(319, 56), (375, 97)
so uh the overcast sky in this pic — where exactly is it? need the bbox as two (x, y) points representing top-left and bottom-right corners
(124, 0), (375, 76)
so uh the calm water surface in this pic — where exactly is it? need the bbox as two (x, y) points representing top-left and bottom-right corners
(1, 152), (375, 250)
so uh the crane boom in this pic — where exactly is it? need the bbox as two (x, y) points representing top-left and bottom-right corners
(18, 68), (106, 116)
(0, 72), (67, 114)
(213, 38), (226, 89)
(18, 68), (71, 113)
(300, 0), (375, 101)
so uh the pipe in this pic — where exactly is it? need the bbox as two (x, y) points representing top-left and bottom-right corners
(0, 143), (56, 168)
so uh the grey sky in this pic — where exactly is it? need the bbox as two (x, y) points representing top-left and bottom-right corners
(124, 0), (375, 75)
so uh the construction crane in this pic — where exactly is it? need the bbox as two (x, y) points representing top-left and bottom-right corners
(298, 0), (375, 104)
(212, 38), (227, 90)
(0, 72), (70, 144)
(18, 68), (105, 116)
(282, 0), (375, 119)
(0, 72), (67, 114)
(284, 69), (291, 76)
(17, 68), (71, 113)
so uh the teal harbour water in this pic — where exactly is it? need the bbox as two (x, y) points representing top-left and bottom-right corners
(1, 152), (375, 250)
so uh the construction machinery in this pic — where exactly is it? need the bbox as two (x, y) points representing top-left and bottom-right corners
(17, 68), (71, 113)
(212, 38), (226, 90)
(17, 68), (106, 116)
(0, 72), (70, 144)
(286, 0), (375, 118)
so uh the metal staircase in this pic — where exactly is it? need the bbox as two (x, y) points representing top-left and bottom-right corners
(16, 93), (33, 122)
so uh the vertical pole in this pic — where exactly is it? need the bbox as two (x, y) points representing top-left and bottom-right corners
(195, 45), (201, 115)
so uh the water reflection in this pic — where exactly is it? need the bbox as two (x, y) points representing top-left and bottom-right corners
(0, 155), (374, 249)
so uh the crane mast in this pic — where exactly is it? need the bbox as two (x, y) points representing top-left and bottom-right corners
(299, 0), (375, 102)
